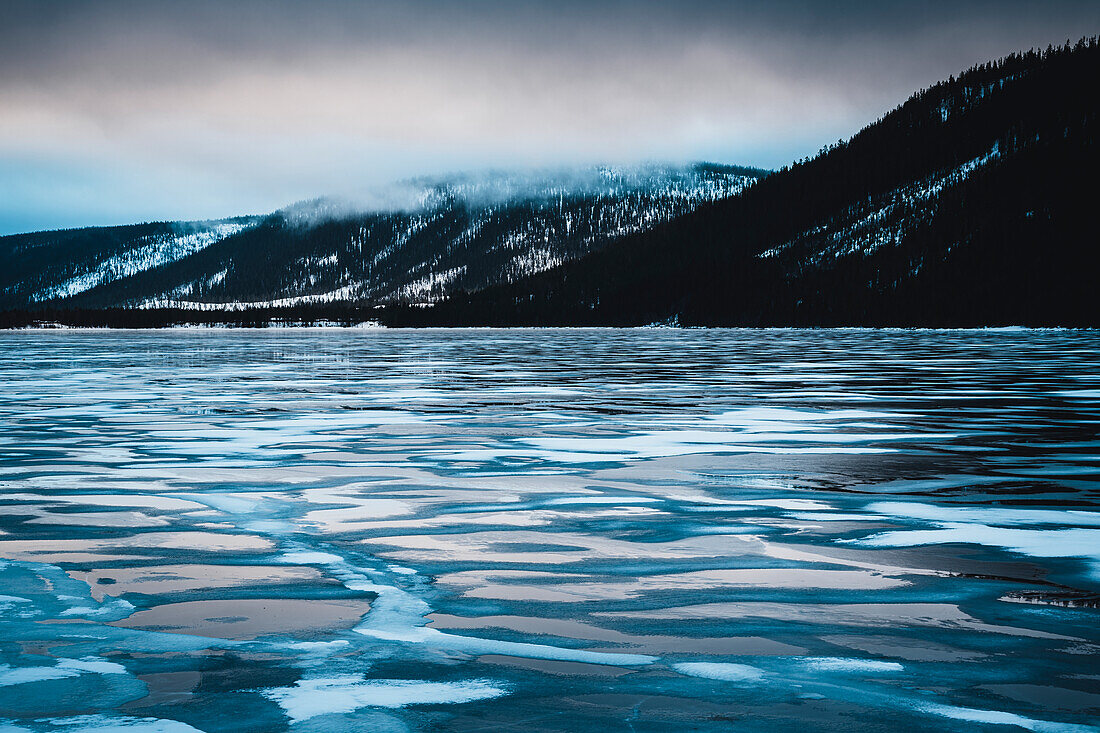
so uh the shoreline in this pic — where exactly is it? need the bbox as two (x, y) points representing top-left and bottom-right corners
(1, 323), (1088, 333)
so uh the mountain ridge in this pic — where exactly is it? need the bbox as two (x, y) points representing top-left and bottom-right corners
(0, 163), (763, 311)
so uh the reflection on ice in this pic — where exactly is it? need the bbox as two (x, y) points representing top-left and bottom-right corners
(597, 601), (1079, 639)
(112, 598), (374, 640)
(441, 567), (908, 602)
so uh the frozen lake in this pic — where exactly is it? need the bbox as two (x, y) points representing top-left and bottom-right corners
(0, 329), (1097, 732)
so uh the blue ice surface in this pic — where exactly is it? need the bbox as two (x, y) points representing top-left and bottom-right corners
(0, 328), (1097, 732)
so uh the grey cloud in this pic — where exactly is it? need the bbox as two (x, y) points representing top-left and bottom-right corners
(1, 1), (1097, 233)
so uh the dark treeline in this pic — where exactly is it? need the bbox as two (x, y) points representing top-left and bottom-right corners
(0, 305), (382, 329)
(382, 39), (1100, 328)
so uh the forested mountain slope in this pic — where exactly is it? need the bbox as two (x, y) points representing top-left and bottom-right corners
(387, 39), (1100, 327)
(0, 164), (761, 310)
(0, 219), (258, 310)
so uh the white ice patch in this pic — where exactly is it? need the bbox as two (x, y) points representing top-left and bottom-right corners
(302, 492), (412, 532)
(31, 715), (204, 732)
(1056, 389), (1100, 399)
(57, 658), (128, 675)
(541, 496), (660, 506)
(60, 597), (135, 619)
(433, 406), (935, 464)
(439, 441), (895, 465)
(262, 676), (507, 722)
(705, 408), (903, 427)
(0, 657), (126, 687)
(799, 657), (904, 673)
(355, 625), (658, 666)
(277, 550), (347, 565)
(0, 722), (32, 732)
(281, 640), (351, 656)
(672, 662), (766, 682)
(916, 702), (1097, 732)
(737, 499), (833, 511)
(0, 665), (79, 687)
(851, 525), (1100, 567)
(788, 512), (873, 522)
(172, 493), (260, 515)
(521, 429), (922, 456)
(867, 502), (1100, 527)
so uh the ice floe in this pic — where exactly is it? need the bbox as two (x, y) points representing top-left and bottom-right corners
(262, 676), (507, 722)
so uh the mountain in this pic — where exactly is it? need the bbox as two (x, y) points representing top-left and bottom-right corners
(0, 219), (260, 310)
(6, 40), (1096, 329)
(385, 38), (1100, 328)
(0, 164), (763, 311)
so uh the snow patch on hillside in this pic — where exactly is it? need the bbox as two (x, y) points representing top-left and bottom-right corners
(760, 146), (1000, 262)
(33, 222), (251, 302)
(387, 266), (468, 303)
(137, 284), (366, 310)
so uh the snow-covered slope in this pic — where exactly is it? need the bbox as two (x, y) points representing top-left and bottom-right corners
(5, 163), (763, 309)
(33, 221), (252, 302)
(0, 219), (260, 309)
(758, 145), (1001, 268)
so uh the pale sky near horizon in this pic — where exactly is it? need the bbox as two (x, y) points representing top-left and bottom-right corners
(1, 0), (1097, 234)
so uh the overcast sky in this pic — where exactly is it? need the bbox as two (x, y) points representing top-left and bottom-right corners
(1, 0), (1097, 234)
